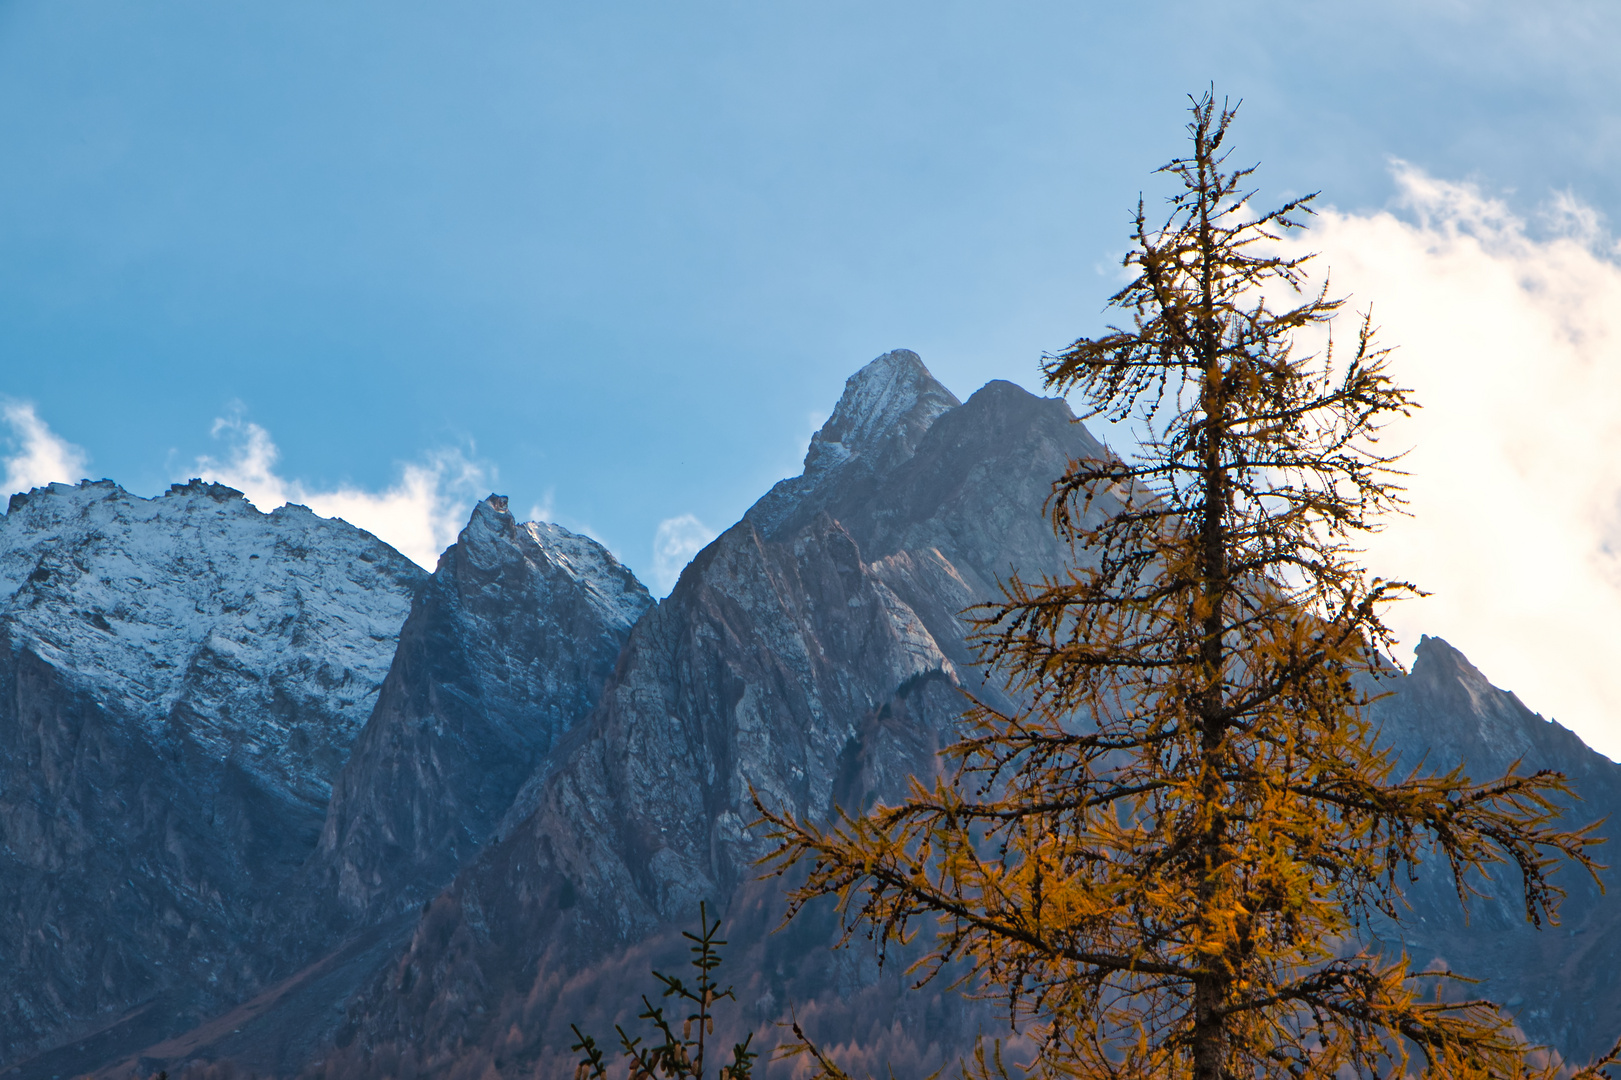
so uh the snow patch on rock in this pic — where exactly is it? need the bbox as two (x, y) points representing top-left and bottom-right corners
(523, 520), (650, 631)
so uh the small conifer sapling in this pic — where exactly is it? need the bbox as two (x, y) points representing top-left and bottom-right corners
(572, 903), (758, 1080)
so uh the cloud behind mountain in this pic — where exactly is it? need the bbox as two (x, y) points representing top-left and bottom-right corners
(1291, 165), (1621, 758)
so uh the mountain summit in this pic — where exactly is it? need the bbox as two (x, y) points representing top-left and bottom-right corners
(310, 495), (651, 922)
(747, 348), (960, 536)
(803, 348), (960, 476)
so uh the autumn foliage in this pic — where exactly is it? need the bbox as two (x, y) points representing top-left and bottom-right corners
(758, 93), (1615, 1080)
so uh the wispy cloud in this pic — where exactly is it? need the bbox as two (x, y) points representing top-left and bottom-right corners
(527, 487), (557, 529)
(1, 401), (90, 496)
(1284, 165), (1621, 758)
(196, 413), (488, 569)
(651, 513), (717, 596)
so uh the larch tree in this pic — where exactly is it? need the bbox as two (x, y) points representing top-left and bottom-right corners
(758, 92), (1615, 1080)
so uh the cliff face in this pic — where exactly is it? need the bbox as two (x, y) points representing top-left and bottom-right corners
(1367, 637), (1621, 1061)
(311, 352), (1122, 1078)
(308, 495), (652, 923)
(0, 479), (424, 1065)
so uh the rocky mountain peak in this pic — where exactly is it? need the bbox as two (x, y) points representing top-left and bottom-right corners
(749, 350), (962, 537)
(307, 495), (653, 922)
(452, 495), (649, 633)
(803, 348), (961, 477)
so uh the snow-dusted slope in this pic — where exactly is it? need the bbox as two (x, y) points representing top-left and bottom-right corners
(0, 479), (424, 805)
(522, 519), (651, 630)
(0, 479), (425, 1067)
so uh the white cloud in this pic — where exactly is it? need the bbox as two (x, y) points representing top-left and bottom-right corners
(527, 487), (557, 528)
(1, 401), (90, 496)
(1281, 165), (1621, 759)
(196, 414), (488, 570)
(651, 513), (717, 596)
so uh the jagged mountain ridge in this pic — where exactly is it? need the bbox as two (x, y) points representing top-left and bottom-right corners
(308, 495), (653, 924)
(4, 351), (1620, 1078)
(0, 481), (650, 1079)
(305, 353), (1138, 1078)
(310, 351), (1621, 1076)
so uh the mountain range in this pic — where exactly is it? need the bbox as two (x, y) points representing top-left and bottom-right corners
(2, 350), (1617, 1079)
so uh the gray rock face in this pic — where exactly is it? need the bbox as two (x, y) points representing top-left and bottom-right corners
(313, 354), (1116, 1078)
(0, 480), (424, 1066)
(1366, 637), (1621, 1061)
(309, 495), (653, 922)
(315, 355), (1621, 1078)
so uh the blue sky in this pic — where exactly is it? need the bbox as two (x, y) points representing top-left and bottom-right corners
(6, 3), (1621, 749)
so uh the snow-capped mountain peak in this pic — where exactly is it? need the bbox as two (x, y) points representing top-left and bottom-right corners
(0, 478), (424, 807)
